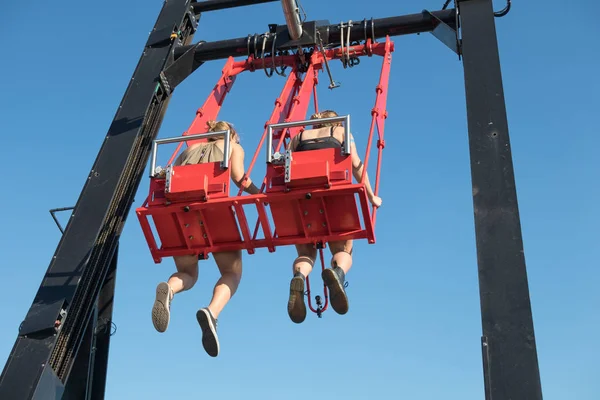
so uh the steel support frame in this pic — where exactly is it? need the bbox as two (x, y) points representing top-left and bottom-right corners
(0, 0), (200, 399)
(458, 0), (543, 398)
(0, 1), (543, 400)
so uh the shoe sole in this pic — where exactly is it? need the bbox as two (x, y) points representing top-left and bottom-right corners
(322, 269), (349, 315)
(152, 282), (170, 333)
(196, 309), (220, 357)
(287, 276), (306, 324)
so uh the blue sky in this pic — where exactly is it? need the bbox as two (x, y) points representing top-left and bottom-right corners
(0, 0), (598, 399)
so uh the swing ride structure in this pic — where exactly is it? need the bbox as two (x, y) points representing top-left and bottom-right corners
(0, 0), (542, 399)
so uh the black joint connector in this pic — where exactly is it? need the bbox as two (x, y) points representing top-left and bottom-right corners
(183, 206), (190, 212)
(269, 24), (278, 34)
(186, 9), (199, 32)
(305, 193), (312, 199)
(315, 295), (323, 318)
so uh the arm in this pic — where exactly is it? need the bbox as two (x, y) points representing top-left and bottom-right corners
(287, 133), (299, 152)
(349, 134), (381, 206)
(230, 143), (261, 195)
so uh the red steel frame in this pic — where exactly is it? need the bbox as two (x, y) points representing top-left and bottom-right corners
(136, 37), (395, 263)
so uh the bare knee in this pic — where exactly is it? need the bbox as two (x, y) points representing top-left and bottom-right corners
(173, 254), (199, 285)
(174, 254), (199, 269)
(295, 244), (316, 259)
(329, 240), (353, 270)
(213, 251), (243, 280)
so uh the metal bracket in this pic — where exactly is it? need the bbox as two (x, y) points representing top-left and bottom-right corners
(186, 8), (199, 33)
(164, 165), (173, 193)
(423, 9), (461, 58)
(272, 20), (322, 48)
(20, 299), (68, 336)
(49, 206), (75, 234)
(165, 41), (206, 91)
(284, 149), (292, 183)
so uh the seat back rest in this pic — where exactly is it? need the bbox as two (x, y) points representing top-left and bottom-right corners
(266, 148), (351, 192)
(166, 162), (230, 202)
(264, 115), (353, 193)
(147, 129), (233, 203)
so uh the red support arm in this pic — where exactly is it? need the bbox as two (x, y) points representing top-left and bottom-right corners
(181, 57), (237, 148)
(360, 37), (394, 229)
(273, 60), (319, 154)
(239, 66), (301, 197)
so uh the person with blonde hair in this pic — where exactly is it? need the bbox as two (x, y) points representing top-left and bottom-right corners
(151, 120), (260, 357)
(286, 110), (382, 323)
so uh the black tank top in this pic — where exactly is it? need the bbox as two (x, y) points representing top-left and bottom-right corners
(295, 127), (344, 152)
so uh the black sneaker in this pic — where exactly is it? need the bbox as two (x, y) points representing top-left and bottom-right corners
(322, 267), (349, 315)
(196, 307), (220, 357)
(287, 273), (307, 324)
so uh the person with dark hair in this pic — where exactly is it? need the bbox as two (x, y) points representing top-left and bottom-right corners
(286, 110), (382, 324)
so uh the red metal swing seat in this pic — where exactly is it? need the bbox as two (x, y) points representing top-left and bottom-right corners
(263, 117), (374, 247)
(137, 131), (250, 262)
(136, 37), (393, 263)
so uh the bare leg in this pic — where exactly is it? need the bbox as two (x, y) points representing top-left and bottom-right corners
(207, 250), (243, 319)
(293, 243), (316, 277)
(169, 255), (200, 293)
(330, 241), (353, 274)
(152, 254), (199, 333)
(196, 250), (242, 358)
(322, 240), (353, 315)
(288, 244), (316, 324)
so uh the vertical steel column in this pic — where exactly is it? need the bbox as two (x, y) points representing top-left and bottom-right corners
(459, 1), (543, 399)
(89, 247), (118, 400)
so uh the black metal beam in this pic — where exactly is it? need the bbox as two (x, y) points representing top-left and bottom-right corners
(87, 248), (118, 400)
(192, 0), (279, 13)
(62, 247), (118, 400)
(174, 8), (457, 63)
(459, 0), (543, 399)
(0, 1), (198, 399)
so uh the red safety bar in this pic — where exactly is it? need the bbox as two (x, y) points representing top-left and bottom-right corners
(136, 37), (394, 263)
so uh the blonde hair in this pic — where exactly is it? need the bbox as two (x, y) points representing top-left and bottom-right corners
(206, 120), (239, 143)
(310, 110), (340, 128)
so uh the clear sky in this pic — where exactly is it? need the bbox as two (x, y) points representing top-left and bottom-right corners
(0, 0), (598, 399)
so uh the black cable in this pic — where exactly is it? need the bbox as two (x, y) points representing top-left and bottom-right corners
(494, 0), (511, 17)
(442, 0), (511, 18)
